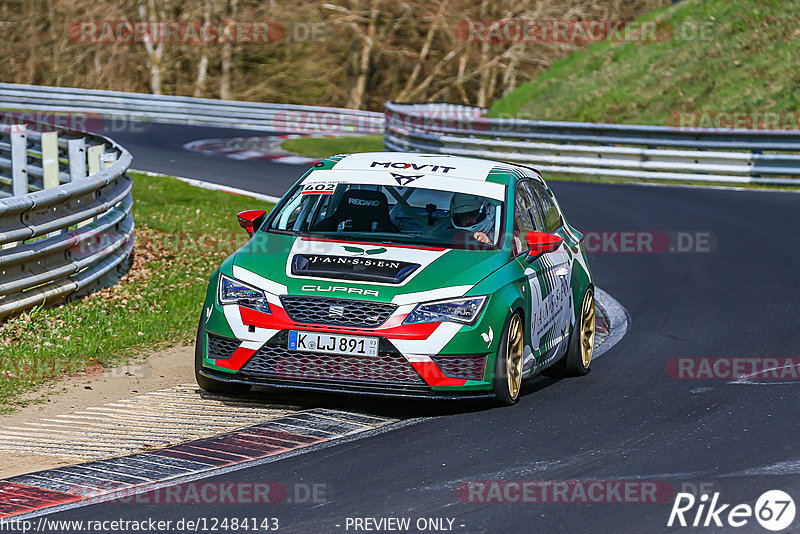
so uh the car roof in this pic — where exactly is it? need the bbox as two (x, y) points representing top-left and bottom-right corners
(329, 152), (540, 184)
(302, 168), (506, 201)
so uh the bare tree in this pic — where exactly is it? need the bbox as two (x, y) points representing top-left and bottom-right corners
(220, 0), (238, 100)
(395, 0), (449, 102)
(346, 0), (379, 110)
(193, 0), (212, 97)
(138, 0), (168, 95)
(0, 0), (672, 108)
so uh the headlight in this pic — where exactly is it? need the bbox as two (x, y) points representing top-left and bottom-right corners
(404, 296), (487, 325)
(218, 274), (271, 313)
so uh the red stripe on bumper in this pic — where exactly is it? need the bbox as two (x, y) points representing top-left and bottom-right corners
(239, 306), (440, 340)
(240, 305), (294, 330)
(409, 361), (468, 387)
(215, 346), (256, 370)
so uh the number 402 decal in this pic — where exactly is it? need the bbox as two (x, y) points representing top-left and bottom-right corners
(301, 183), (336, 195)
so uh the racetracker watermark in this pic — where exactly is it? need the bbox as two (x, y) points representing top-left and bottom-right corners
(73, 229), (241, 257)
(0, 359), (150, 380)
(387, 108), (489, 134)
(69, 20), (328, 44)
(1, 111), (149, 134)
(666, 357), (800, 381)
(0, 517), (280, 533)
(456, 19), (715, 43)
(73, 227), (503, 257)
(583, 231), (716, 254)
(270, 111), (382, 134)
(669, 111), (800, 132)
(456, 480), (674, 503)
(105, 482), (326, 505)
(76, 228), (720, 260)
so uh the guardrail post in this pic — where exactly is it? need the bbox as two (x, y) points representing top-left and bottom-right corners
(41, 131), (61, 237)
(41, 131), (59, 189)
(68, 138), (86, 181)
(87, 144), (104, 176)
(101, 152), (117, 169)
(79, 144), (107, 229)
(11, 124), (28, 197)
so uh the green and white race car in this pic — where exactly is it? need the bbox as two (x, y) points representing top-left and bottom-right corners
(196, 153), (594, 405)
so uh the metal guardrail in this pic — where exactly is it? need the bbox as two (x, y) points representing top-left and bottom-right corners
(0, 123), (134, 320)
(0, 83), (384, 134)
(384, 102), (800, 185)
(6, 85), (799, 184)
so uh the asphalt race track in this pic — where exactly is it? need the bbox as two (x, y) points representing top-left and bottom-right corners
(105, 123), (303, 194)
(42, 124), (800, 532)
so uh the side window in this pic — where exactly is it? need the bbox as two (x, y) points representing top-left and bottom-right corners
(531, 181), (562, 234)
(513, 181), (544, 254)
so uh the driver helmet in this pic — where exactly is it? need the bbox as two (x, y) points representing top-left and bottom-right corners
(450, 193), (495, 237)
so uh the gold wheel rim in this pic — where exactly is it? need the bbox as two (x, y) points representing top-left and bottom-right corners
(506, 314), (524, 399)
(580, 289), (596, 369)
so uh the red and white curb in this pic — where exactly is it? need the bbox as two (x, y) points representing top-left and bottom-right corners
(593, 287), (629, 360)
(0, 407), (398, 519)
(182, 134), (336, 165)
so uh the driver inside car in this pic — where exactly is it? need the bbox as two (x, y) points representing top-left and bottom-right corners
(450, 193), (496, 245)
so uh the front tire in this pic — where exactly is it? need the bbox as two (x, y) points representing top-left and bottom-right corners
(492, 312), (524, 406)
(544, 287), (595, 378)
(195, 319), (252, 395)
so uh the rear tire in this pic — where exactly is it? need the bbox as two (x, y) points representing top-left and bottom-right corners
(492, 312), (524, 406)
(195, 319), (252, 395)
(543, 287), (595, 378)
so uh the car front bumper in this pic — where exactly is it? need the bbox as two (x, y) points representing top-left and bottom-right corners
(198, 367), (495, 400)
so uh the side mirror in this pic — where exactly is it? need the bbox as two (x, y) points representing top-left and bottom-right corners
(525, 231), (564, 262)
(237, 210), (267, 237)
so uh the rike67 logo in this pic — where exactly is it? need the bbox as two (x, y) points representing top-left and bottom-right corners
(668, 490), (795, 531)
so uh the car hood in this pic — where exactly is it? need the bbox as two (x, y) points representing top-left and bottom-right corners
(228, 232), (510, 303)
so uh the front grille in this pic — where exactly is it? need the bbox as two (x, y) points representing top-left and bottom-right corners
(207, 333), (240, 360)
(240, 344), (425, 385)
(280, 296), (396, 328)
(431, 355), (487, 381)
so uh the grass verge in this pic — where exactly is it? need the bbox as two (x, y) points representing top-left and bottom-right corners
(489, 0), (800, 124)
(0, 172), (273, 413)
(280, 135), (385, 158)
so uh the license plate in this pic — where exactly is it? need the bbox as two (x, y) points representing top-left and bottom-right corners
(288, 331), (379, 357)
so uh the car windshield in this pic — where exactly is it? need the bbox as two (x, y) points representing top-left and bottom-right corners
(268, 183), (504, 250)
